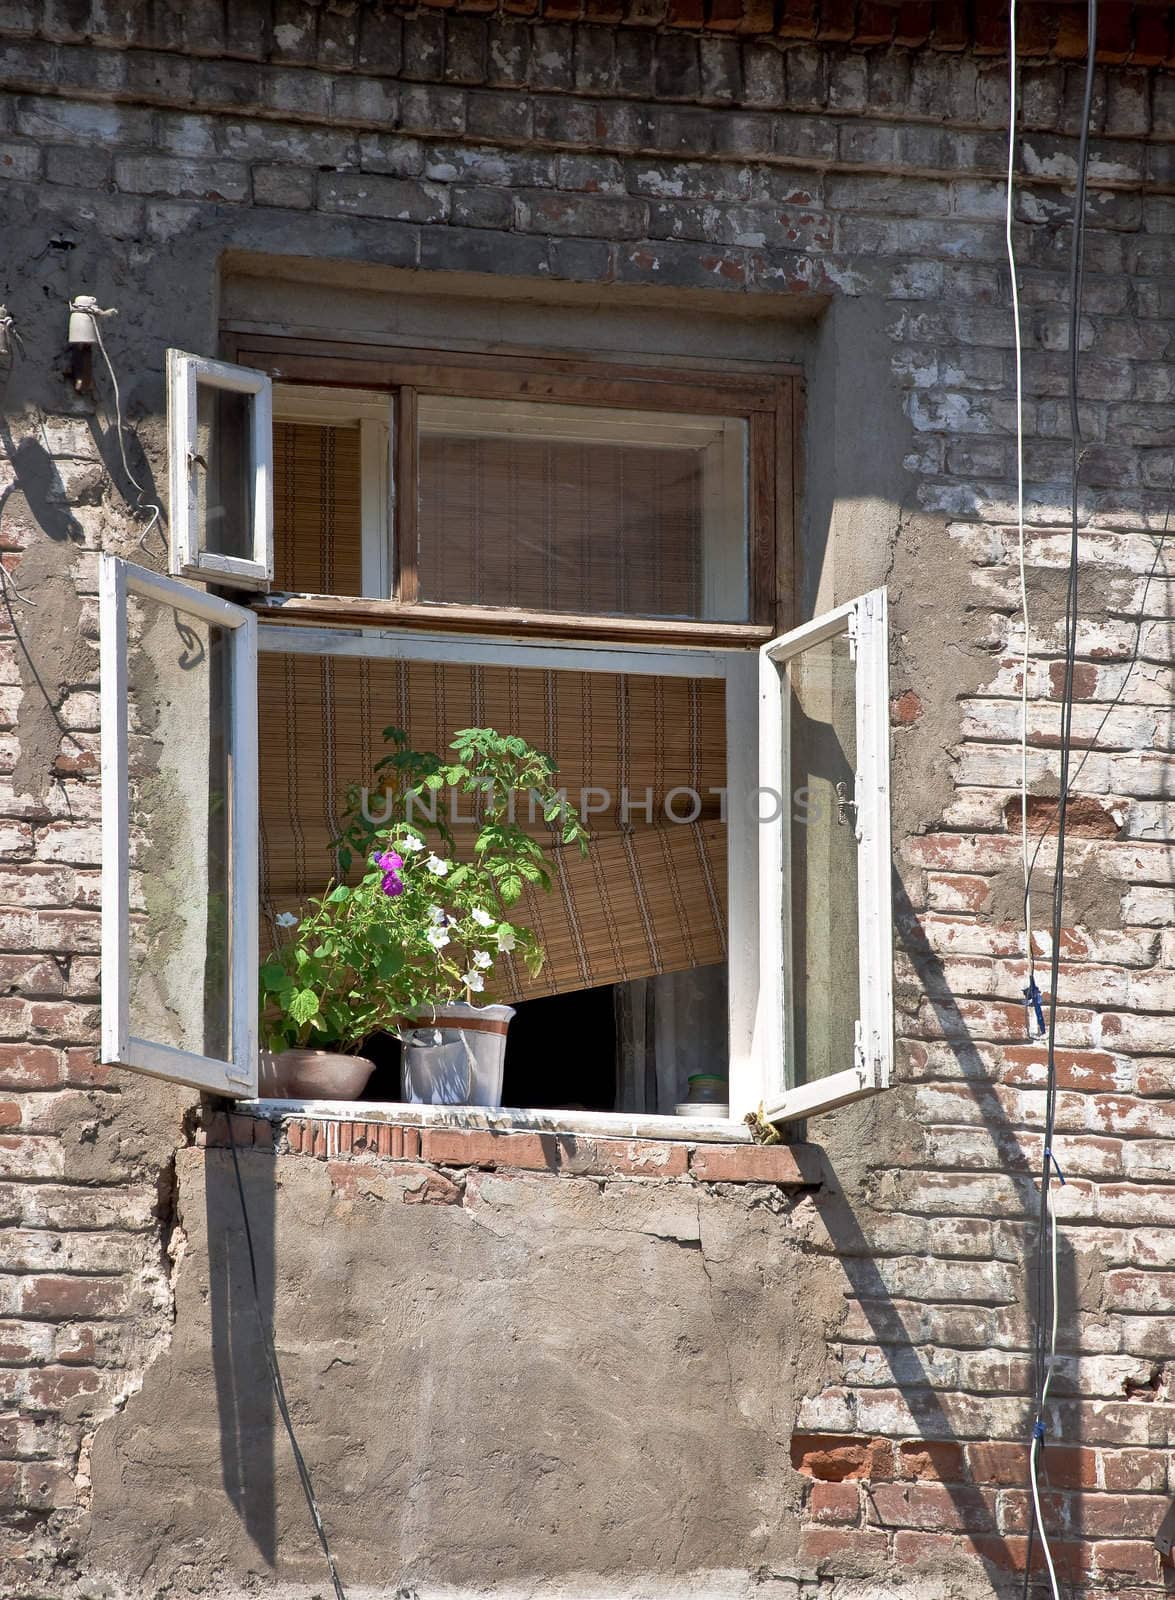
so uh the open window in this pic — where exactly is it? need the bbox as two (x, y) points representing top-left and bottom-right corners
(100, 556), (259, 1095)
(757, 588), (893, 1122)
(166, 350), (273, 589)
(106, 338), (894, 1134)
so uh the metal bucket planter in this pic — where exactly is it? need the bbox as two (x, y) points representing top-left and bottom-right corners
(400, 1003), (515, 1108)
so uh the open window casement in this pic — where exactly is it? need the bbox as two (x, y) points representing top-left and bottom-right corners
(100, 556), (259, 1096)
(758, 587), (892, 1123)
(167, 350), (273, 589)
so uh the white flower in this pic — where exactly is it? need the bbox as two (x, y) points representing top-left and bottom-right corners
(427, 926), (451, 950)
(428, 904), (446, 924)
(463, 969), (485, 993)
(275, 911), (299, 928)
(471, 907), (494, 928)
(426, 854), (450, 877)
(496, 925), (516, 953)
(473, 949), (493, 969)
(400, 833), (425, 854)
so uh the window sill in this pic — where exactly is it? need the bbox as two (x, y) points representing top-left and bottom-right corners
(222, 1101), (825, 1187)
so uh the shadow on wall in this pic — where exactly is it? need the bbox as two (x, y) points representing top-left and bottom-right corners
(812, 869), (1081, 1594)
(205, 1138), (277, 1566)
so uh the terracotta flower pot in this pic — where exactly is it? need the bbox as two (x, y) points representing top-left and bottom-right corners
(260, 1048), (374, 1101)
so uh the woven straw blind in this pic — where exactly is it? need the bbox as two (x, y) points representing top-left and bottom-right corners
(273, 422), (362, 594)
(259, 421), (728, 1001)
(418, 433), (702, 618)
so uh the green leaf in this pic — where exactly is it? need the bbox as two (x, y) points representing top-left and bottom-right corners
(289, 988), (321, 1025)
(328, 884), (351, 903)
(260, 963), (292, 994)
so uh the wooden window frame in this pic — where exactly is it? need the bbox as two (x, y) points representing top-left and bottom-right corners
(228, 336), (802, 647)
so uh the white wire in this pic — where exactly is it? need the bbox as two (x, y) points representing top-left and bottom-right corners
(89, 314), (164, 548)
(1030, 1160), (1063, 1600)
(1005, 0), (1038, 1023)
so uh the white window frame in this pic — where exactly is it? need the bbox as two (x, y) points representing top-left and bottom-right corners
(100, 555), (259, 1096)
(757, 586), (893, 1123)
(271, 384), (393, 600)
(250, 621), (765, 1132)
(167, 349), (273, 589)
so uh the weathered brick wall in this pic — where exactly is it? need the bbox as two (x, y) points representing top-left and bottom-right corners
(2, 2), (1175, 1595)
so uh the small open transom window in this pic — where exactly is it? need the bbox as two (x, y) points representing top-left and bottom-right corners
(167, 350), (273, 589)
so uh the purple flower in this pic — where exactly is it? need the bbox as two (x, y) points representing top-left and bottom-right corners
(380, 871), (404, 897)
(375, 850), (404, 873)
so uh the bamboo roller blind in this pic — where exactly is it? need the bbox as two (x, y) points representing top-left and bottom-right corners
(260, 422), (728, 1001)
(418, 433), (703, 618)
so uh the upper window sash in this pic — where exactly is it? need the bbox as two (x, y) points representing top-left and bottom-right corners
(756, 587), (893, 1123)
(100, 556), (259, 1097)
(167, 350), (273, 589)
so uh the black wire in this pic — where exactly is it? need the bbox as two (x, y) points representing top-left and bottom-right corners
(1023, 4), (1098, 1594)
(224, 1111), (348, 1600)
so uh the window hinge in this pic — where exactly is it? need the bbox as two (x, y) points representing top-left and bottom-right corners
(853, 1019), (866, 1078)
(847, 607), (858, 661)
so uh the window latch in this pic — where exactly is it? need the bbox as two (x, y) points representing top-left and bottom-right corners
(188, 449), (207, 470)
(835, 780), (857, 828)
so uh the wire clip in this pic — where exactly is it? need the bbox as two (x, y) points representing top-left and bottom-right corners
(1023, 979), (1046, 1039)
(1044, 1146), (1066, 1185)
(1033, 1419), (1047, 1440)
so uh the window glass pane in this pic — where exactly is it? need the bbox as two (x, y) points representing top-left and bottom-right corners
(273, 421), (363, 594)
(787, 628), (858, 1086)
(416, 396), (749, 621)
(196, 384), (254, 562)
(258, 652), (728, 1110)
(126, 593), (233, 1060)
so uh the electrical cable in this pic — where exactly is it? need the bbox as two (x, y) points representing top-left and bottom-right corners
(1005, 0), (1042, 1039)
(1023, 3), (1098, 1595)
(87, 311), (165, 550)
(225, 1113), (348, 1600)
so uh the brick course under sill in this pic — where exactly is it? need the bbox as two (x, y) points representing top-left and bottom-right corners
(209, 1104), (826, 1186)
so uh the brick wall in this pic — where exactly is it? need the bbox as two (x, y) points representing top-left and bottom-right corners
(3, 1), (1175, 1594)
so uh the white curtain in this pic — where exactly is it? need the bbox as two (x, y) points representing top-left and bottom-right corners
(614, 963), (728, 1115)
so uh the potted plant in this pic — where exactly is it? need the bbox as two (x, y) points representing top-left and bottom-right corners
(259, 726), (587, 1104)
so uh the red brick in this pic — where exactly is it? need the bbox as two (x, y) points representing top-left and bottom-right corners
(792, 1434), (895, 1481)
(809, 1480), (860, 1524)
(0, 1046), (61, 1090)
(896, 1441), (966, 1483)
(1091, 1541), (1163, 1582)
(891, 689), (923, 723)
(688, 1143), (822, 1184)
(964, 1441), (1026, 1488)
(1096, 0), (1134, 63)
(815, 0), (854, 41)
(404, 1126), (421, 1160)
(854, 3), (896, 46)
(931, 0), (967, 50)
(870, 1481), (997, 1533)
(893, 0), (930, 46)
(286, 1120), (304, 1153)
(1102, 1448), (1168, 1492)
(62, 1048), (109, 1087)
(25, 1366), (104, 1414)
(1079, 1494), (1168, 1540)
(401, 1165), (462, 1205)
(1132, 10), (1170, 65)
(776, 0), (817, 37)
(17, 1275), (124, 1321)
